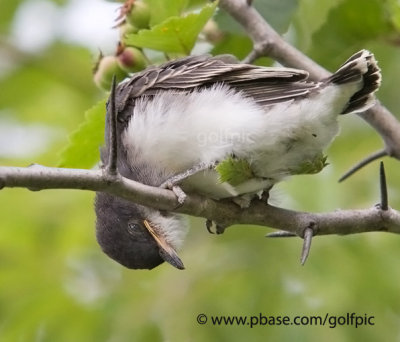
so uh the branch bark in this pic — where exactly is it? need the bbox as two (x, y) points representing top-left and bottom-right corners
(1, 165), (400, 237)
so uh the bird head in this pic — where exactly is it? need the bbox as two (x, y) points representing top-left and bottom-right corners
(95, 192), (186, 270)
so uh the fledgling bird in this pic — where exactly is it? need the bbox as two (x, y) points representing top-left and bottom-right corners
(95, 50), (381, 270)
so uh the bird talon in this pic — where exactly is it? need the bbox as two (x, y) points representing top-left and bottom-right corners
(205, 219), (215, 234)
(205, 219), (227, 234)
(216, 225), (226, 234)
(261, 190), (270, 204)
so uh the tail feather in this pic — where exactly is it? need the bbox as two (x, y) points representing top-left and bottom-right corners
(327, 50), (381, 114)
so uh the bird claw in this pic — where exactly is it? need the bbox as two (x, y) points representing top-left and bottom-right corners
(260, 188), (272, 204)
(159, 162), (218, 209)
(216, 224), (226, 234)
(205, 219), (226, 234)
(206, 219), (214, 234)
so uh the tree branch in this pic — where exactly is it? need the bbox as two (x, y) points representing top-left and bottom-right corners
(219, 0), (400, 173)
(1, 0), (400, 264)
(219, 0), (330, 79)
(1, 165), (400, 237)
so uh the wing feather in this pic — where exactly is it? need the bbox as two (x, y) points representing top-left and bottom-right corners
(115, 55), (320, 112)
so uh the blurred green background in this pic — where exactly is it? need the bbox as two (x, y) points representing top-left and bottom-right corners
(1, 0), (400, 341)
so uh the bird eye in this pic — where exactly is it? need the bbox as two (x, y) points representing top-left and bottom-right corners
(127, 222), (142, 235)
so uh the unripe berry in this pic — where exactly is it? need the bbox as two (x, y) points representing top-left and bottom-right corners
(117, 47), (147, 73)
(93, 55), (127, 91)
(126, 1), (150, 29)
(202, 20), (224, 44)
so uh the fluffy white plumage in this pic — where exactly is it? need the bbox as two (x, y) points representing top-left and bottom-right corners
(123, 80), (361, 199)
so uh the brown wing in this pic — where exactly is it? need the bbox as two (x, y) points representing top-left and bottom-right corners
(115, 55), (320, 113)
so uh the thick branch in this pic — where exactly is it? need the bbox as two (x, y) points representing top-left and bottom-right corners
(1, 165), (400, 236)
(219, 0), (400, 162)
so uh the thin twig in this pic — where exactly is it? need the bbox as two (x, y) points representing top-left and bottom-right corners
(266, 230), (297, 238)
(242, 49), (260, 64)
(106, 76), (118, 176)
(339, 149), (387, 182)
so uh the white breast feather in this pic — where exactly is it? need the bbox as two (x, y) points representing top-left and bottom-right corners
(123, 84), (266, 171)
(123, 82), (359, 197)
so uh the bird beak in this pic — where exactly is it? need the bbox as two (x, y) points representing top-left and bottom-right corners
(143, 220), (185, 270)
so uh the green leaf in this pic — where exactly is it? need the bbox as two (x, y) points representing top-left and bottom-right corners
(0, 0), (24, 34)
(386, 0), (400, 31)
(146, 0), (188, 27)
(292, 0), (346, 51)
(125, 1), (217, 54)
(309, 0), (393, 67)
(186, 0), (209, 9)
(210, 34), (253, 60)
(216, 156), (254, 186)
(58, 98), (107, 169)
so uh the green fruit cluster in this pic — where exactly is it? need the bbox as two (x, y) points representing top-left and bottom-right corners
(93, 0), (150, 91)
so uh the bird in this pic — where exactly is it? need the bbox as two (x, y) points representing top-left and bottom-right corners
(95, 50), (381, 270)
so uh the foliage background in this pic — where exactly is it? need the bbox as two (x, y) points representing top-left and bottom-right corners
(1, 0), (400, 340)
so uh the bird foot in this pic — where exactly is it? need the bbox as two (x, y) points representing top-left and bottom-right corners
(160, 182), (187, 208)
(159, 162), (218, 208)
(205, 219), (226, 234)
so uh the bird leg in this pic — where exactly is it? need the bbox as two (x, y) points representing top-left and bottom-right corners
(206, 219), (214, 234)
(260, 187), (272, 204)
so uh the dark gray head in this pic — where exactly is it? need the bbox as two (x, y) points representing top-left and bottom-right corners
(95, 192), (186, 270)
(94, 68), (190, 270)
